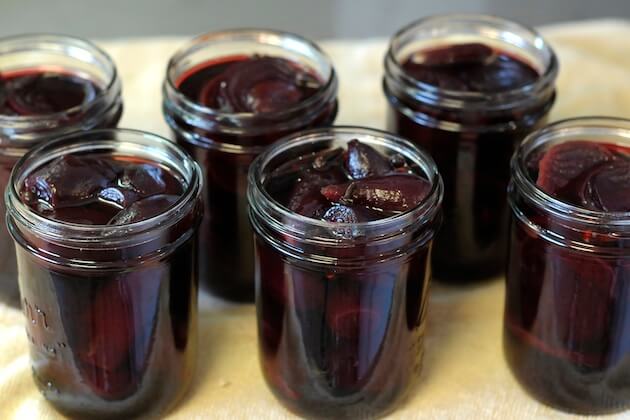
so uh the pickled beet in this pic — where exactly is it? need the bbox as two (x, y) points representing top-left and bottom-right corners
(536, 141), (615, 197)
(505, 138), (630, 414)
(19, 155), (184, 224)
(345, 139), (391, 179)
(171, 53), (337, 302)
(0, 71), (100, 116)
(535, 141), (630, 212)
(403, 43), (539, 92)
(178, 56), (322, 114)
(108, 194), (180, 225)
(321, 174), (431, 213)
(266, 140), (430, 221)
(21, 155), (118, 211)
(76, 274), (160, 399)
(582, 160), (630, 212)
(386, 36), (556, 280)
(12, 140), (197, 416)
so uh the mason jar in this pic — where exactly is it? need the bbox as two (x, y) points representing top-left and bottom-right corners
(163, 29), (338, 302)
(0, 34), (123, 305)
(384, 14), (558, 280)
(504, 117), (630, 414)
(248, 127), (443, 418)
(6, 129), (201, 418)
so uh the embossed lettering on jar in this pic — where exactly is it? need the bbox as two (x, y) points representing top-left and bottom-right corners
(5, 129), (202, 418)
(0, 34), (122, 306)
(504, 118), (630, 415)
(248, 127), (443, 418)
(163, 29), (338, 302)
(384, 15), (558, 280)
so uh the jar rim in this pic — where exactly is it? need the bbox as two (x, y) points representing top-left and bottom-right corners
(248, 125), (444, 245)
(512, 116), (630, 227)
(384, 14), (559, 109)
(6, 128), (203, 247)
(162, 28), (338, 139)
(0, 33), (120, 126)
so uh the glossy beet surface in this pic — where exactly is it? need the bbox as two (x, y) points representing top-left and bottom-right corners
(266, 139), (431, 222)
(14, 153), (196, 417)
(177, 55), (323, 114)
(402, 43), (539, 92)
(0, 70), (101, 116)
(504, 141), (630, 414)
(535, 141), (630, 211)
(387, 42), (550, 280)
(19, 155), (184, 225)
(172, 55), (336, 302)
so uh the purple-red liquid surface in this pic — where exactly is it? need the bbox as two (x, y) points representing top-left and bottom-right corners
(0, 69), (118, 306)
(504, 141), (630, 414)
(257, 141), (433, 418)
(15, 155), (197, 417)
(386, 42), (551, 280)
(173, 55), (336, 302)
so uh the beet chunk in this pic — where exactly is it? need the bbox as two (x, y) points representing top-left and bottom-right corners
(21, 155), (118, 211)
(345, 139), (391, 179)
(321, 174), (432, 212)
(108, 194), (180, 225)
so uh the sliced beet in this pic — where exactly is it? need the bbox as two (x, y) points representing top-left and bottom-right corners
(537, 141), (615, 197)
(198, 56), (321, 113)
(5, 72), (97, 115)
(580, 160), (630, 212)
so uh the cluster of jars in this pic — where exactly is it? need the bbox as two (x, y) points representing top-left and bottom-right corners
(1, 14), (628, 419)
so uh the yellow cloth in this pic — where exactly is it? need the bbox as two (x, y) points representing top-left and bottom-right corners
(2, 20), (630, 420)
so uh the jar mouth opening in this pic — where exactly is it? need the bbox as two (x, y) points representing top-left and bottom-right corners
(164, 28), (337, 123)
(6, 128), (202, 244)
(0, 33), (120, 126)
(248, 126), (444, 242)
(385, 14), (559, 106)
(513, 116), (630, 226)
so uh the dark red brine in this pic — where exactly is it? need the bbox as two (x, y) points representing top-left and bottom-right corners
(163, 30), (338, 302)
(6, 130), (201, 418)
(248, 128), (443, 418)
(504, 118), (630, 414)
(0, 35), (123, 307)
(384, 15), (558, 280)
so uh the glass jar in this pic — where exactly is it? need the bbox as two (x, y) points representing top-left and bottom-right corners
(5, 129), (202, 418)
(504, 117), (630, 414)
(0, 34), (123, 305)
(248, 127), (443, 418)
(163, 29), (338, 302)
(383, 14), (558, 280)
